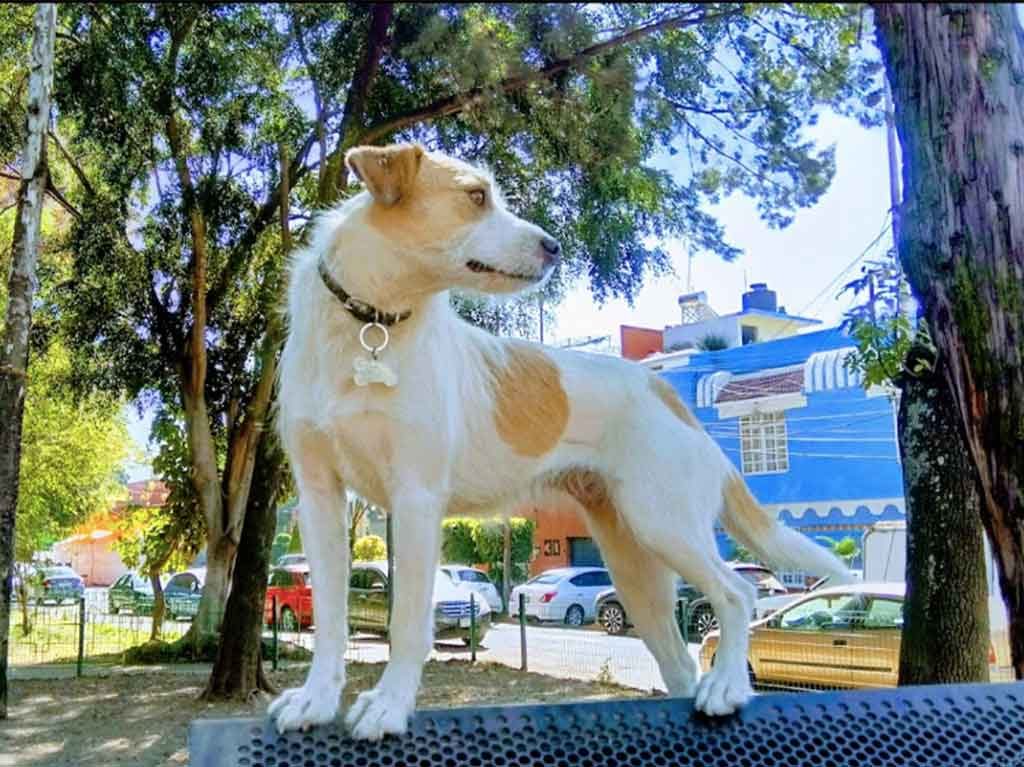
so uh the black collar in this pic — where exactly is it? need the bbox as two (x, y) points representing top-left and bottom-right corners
(317, 257), (412, 327)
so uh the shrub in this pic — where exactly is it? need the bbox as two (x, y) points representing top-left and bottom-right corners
(353, 534), (386, 562)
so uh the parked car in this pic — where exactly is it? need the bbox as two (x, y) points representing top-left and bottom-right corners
(108, 572), (157, 615)
(276, 553), (307, 568)
(32, 565), (85, 605)
(440, 565), (503, 613)
(348, 561), (491, 645)
(509, 567), (613, 626)
(164, 568), (206, 621)
(264, 565), (314, 631)
(596, 562), (787, 640)
(699, 581), (1013, 690)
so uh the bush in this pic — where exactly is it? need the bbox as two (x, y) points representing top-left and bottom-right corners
(441, 517), (535, 586)
(353, 534), (386, 562)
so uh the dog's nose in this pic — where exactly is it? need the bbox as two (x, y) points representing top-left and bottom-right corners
(540, 236), (561, 265)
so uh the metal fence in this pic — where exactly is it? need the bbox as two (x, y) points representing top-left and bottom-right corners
(10, 588), (1015, 694)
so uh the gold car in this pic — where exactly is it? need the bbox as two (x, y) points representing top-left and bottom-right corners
(699, 582), (1009, 690)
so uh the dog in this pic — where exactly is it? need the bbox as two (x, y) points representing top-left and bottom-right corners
(269, 143), (851, 740)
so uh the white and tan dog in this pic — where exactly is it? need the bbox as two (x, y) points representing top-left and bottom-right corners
(270, 143), (850, 740)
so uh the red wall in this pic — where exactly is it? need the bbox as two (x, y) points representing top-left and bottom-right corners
(620, 325), (663, 361)
(522, 501), (591, 576)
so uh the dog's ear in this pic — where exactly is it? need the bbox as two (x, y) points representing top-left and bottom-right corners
(345, 144), (425, 206)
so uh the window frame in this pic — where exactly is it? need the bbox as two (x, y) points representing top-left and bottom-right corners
(739, 410), (789, 475)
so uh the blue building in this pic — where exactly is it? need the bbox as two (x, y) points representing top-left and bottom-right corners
(639, 287), (905, 585)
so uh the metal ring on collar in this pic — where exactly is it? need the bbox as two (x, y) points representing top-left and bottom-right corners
(359, 322), (389, 354)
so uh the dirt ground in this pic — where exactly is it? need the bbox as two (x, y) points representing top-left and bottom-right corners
(2, 660), (648, 767)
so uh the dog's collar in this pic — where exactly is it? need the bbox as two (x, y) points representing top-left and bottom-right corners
(317, 257), (412, 327)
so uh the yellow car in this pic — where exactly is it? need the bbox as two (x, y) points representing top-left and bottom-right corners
(699, 582), (1012, 690)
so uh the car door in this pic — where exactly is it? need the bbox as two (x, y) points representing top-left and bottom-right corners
(750, 594), (864, 689)
(577, 570), (613, 619)
(845, 596), (903, 688)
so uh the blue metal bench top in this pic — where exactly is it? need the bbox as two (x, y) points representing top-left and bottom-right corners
(190, 681), (1024, 767)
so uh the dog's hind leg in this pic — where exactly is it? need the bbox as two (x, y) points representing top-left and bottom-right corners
(564, 471), (698, 698)
(269, 426), (350, 733)
(613, 470), (757, 717)
(346, 485), (444, 741)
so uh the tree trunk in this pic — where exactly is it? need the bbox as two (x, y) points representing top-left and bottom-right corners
(897, 352), (990, 684)
(0, 4), (56, 720)
(875, 2), (1024, 678)
(149, 572), (166, 642)
(203, 433), (285, 701)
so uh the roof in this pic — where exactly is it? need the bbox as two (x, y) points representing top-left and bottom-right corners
(715, 368), (805, 403)
(716, 307), (822, 325)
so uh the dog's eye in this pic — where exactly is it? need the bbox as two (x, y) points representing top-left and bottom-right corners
(468, 189), (486, 207)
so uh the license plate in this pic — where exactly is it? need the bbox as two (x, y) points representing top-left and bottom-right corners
(459, 617), (471, 628)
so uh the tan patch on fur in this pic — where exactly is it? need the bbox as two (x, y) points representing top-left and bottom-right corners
(485, 343), (569, 458)
(345, 144), (424, 206)
(557, 468), (618, 530)
(650, 376), (700, 429)
(722, 473), (773, 541)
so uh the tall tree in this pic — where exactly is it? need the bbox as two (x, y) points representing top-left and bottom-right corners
(0, 2), (56, 720)
(843, 252), (990, 683)
(33, 3), (878, 677)
(874, 3), (1024, 676)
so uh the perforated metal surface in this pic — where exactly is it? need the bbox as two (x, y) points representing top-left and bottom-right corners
(190, 682), (1024, 767)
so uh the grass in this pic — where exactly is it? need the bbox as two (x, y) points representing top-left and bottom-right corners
(8, 607), (186, 667)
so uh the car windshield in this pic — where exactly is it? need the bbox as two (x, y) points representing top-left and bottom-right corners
(132, 576), (153, 591)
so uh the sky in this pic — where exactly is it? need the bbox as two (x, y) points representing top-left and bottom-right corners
(123, 107), (894, 482)
(545, 110), (894, 347)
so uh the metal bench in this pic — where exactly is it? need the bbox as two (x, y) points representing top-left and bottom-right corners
(190, 681), (1024, 767)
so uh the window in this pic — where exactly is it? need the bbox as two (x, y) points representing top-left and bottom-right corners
(776, 594), (866, 631)
(741, 325), (759, 345)
(365, 570), (388, 591)
(571, 571), (612, 588)
(740, 411), (789, 474)
(861, 598), (904, 630)
(270, 570), (292, 587)
(459, 570), (489, 583)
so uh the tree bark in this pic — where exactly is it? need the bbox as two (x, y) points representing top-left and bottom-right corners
(0, 3), (56, 720)
(874, 3), (1024, 677)
(149, 571), (166, 642)
(897, 351), (990, 684)
(202, 433), (286, 700)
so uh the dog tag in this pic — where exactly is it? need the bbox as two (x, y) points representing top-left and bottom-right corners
(353, 356), (398, 387)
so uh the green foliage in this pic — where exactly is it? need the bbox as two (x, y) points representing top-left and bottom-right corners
(353, 534), (386, 562)
(817, 535), (861, 566)
(841, 251), (914, 386)
(270, 533), (292, 565)
(729, 541), (758, 564)
(15, 342), (133, 560)
(697, 333), (730, 351)
(287, 523), (303, 554)
(441, 518), (535, 585)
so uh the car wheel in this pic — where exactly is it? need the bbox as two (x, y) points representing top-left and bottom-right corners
(599, 602), (627, 635)
(692, 604), (719, 640)
(280, 606), (299, 632)
(564, 604), (585, 627)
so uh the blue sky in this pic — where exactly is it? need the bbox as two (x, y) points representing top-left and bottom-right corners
(124, 108), (893, 481)
(546, 110), (893, 345)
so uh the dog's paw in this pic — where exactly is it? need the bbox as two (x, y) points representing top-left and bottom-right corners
(269, 683), (341, 734)
(345, 687), (414, 741)
(694, 667), (753, 716)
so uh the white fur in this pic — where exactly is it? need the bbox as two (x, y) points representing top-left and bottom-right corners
(270, 148), (850, 738)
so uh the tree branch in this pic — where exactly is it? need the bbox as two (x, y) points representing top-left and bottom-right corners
(49, 130), (95, 197)
(353, 7), (743, 149)
(319, 3), (393, 205)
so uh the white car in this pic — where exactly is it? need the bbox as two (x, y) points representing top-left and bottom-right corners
(440, 565), (503, 613)
(509, 567), (613, 626)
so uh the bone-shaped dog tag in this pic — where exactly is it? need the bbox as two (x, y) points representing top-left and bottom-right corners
(353, 355), (398, 387)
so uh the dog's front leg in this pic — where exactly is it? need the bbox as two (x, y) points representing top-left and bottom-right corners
(346, 487), (443, 741)
(269, 463), (349, 732)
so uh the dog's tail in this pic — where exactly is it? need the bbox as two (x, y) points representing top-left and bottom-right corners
(719, 471), (854, 584)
